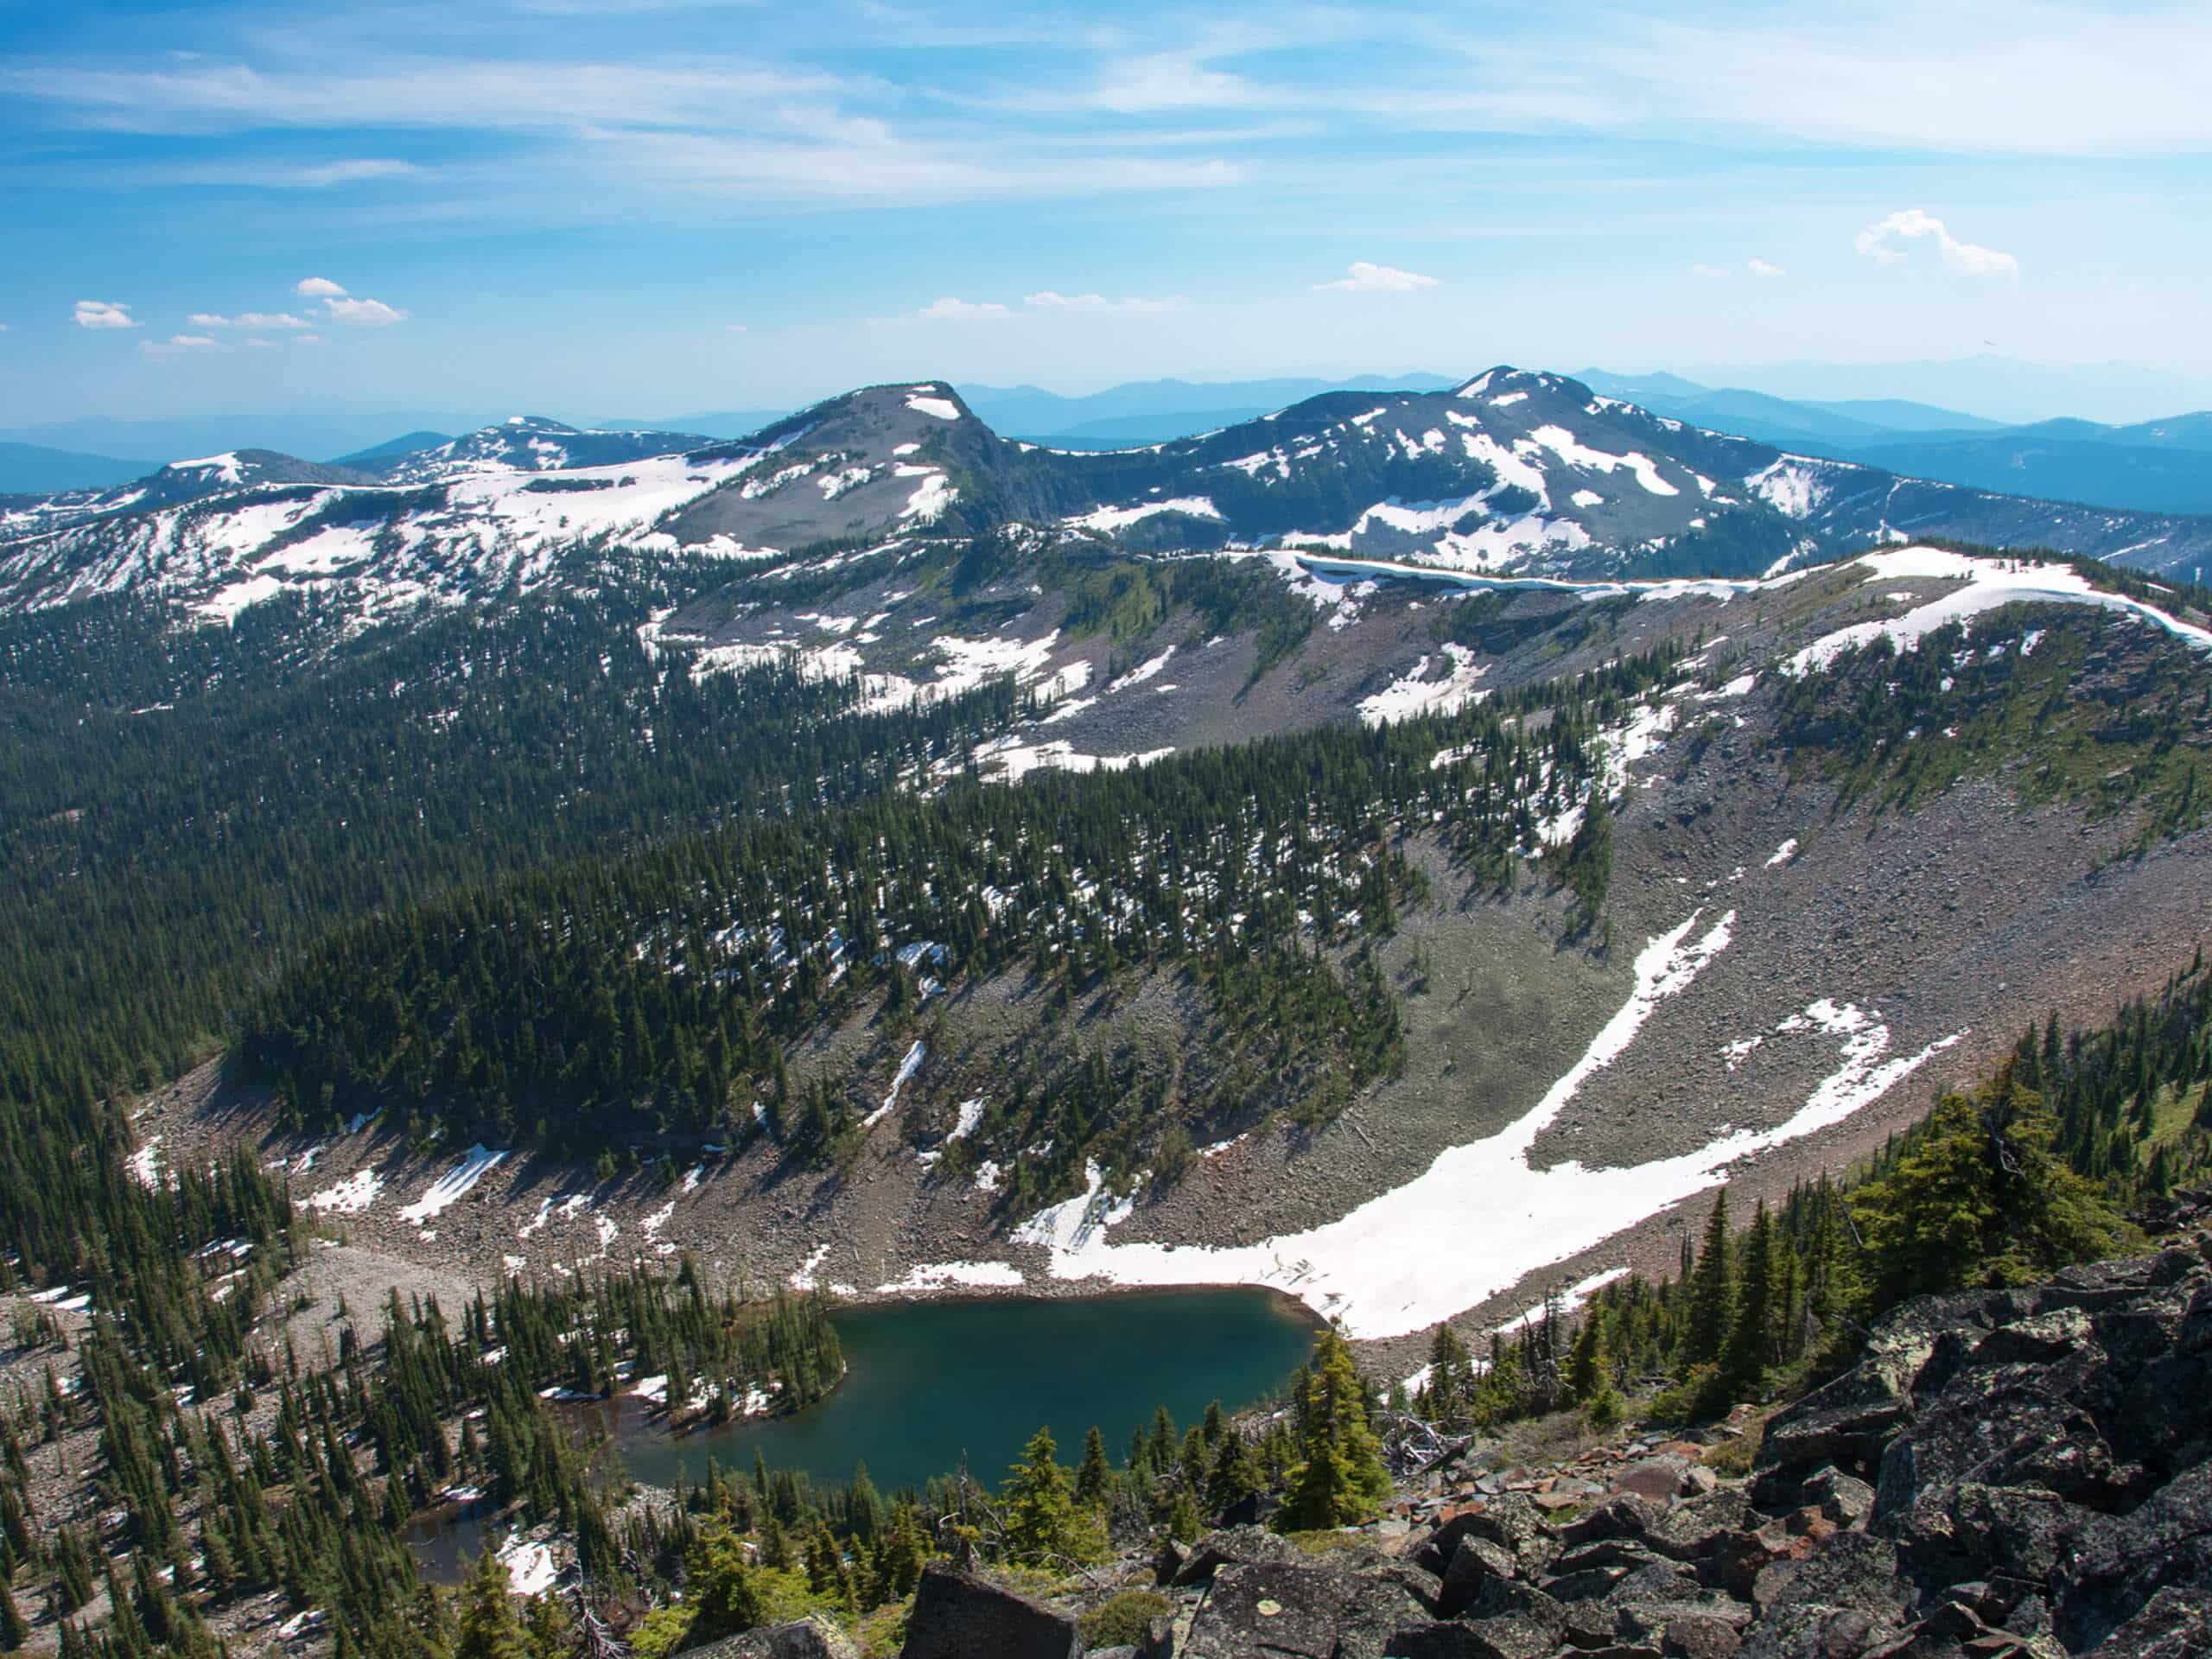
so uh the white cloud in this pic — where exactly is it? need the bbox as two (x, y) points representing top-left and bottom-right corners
(1747, 258), (1785, 278)
(1853, 209), (2019, 276)
(73, 300), (137, 329)
(296, 276), (348, 298)
(293, 159), (418, 188)
(321, 296), (409, 326)
(724, 322), (748, 333)
(296, 334), (323, 346)
(190, 310), (312, 329)
(245, 338), (276, 349)
(1688, 263), (1728, 278)
(917, 296), (1012, 321)
(1314, 261), (1439, 293)
(1023, 290), (1185, 314)
(141, 334), (218, 358)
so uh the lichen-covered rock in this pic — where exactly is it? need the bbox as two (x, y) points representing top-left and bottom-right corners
(898, 1565), (1078, 1659)
(1734, 1534), (1915, 1659)
(679, 1619), (857, 1659)
(1181, 1560), (1424, 1659)
(1164, 1526), (1307, 1587)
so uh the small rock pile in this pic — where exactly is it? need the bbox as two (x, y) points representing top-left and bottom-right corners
(893, 1236), (2212, 1658)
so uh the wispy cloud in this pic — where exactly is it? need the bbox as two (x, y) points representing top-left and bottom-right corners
(1688, 262), (1728, 278)
(1747, 258), (1785, 278)
(1023, 290), (1185, 314)
(322, 296), (410, 325)
(1855, 209), (2018, 276)
(916, 297), (1012, 321)
(141, 334), (218, 357)
(191, 310), (313, 329)
(73, 300), (137, 329)
(296, 277), (347, 297)
(1315, 261), (1439, 293)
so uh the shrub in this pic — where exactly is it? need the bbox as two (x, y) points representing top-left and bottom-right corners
(1079, 1590), (1171, 1649)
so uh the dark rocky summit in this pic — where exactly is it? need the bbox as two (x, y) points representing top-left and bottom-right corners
(901, 1238), (2212, 1657)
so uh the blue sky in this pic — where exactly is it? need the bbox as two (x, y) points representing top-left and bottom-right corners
(3, 0), (2210, 429)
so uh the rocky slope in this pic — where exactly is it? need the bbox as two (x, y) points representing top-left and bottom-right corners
(884, 1230), (2212, 1658)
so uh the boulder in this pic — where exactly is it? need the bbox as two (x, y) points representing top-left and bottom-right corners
(1382, 1623), (1557, 1659)
(1559, 1494), (1663, 1550)
(898, 1565), (1079, 1659)
(1733, 1535), (1915, 1659)
(1181, 1560), (1424, 1659)
(1888, 1481), (2088, 1592)
(1657, 1613), (1741, 1659)
(1611, 1598), (1755, 1644)
(1434, 1536), (1518, 1618)
(2051, 1460), (2212, 1653)
(1613, 1459), (1695, 1503)
(1799, 1468), (1875, 1530)
(1166, 1526), (1306, 1587)
(681, 1620), (857, 1659)
(2082, 1584), (2212, 1659)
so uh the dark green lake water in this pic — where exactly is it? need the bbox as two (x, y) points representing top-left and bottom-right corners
(613, 1288), (1321, 1497)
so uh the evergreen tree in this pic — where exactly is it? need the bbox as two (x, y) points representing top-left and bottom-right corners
(1276, 1332), (1392, 1531)
(1853, 1071), (2130, 1303)
(453, 1549), (527, 1659)
(1001, 1427), (1104, 1566)
(1685, 1189), (1737, 1364)
(685, 1524), (767, 1644)
(1724, 1201), (1783, 1386)
(1073, 1426), (1113, 1509)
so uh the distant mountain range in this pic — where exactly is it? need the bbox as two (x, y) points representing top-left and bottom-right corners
(7, 359), (2209, 526)
(11, 366), (2212, 627)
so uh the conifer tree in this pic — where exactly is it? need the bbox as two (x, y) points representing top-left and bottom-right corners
(1853, 1072), (2129, 1302)
(1685, 1189), (1736, 1363)
(1276, 1331), (1392, 1531)
(1725, 1201), (1782, 1385)
(685, 1524), (767, 1644)
(1001, 1427), (1104, 1566)
(1073, 1427), (1113, 1508)
(454, 1549), (527, 1659)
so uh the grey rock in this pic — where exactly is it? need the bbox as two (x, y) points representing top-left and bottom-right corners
(1166, 1526), (1305, 1587)
(1435, 1535), (1518, 1618)
(1560, 1494), (1664, 1550)
(1658, 1613), (1741, 1659)
(682, 1619), (858, 1659)
(899, 1565), (1079, 1659)
(1735, 1534), (1914, 1659)
(1182, 1560), (1424, 1659)
(2051, 1460), (2212, 1653)
(1612, 1599), (1756, 1643)
(1799, 1468), (1875, 1529)
(2084, 1584), (2212, 1659)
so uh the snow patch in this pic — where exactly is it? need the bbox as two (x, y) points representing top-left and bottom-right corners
(397, 1145), (508, 1226)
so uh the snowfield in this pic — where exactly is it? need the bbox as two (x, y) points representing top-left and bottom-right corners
(397, 1145), (509, 1226)
(1785, 547), (2212, 675)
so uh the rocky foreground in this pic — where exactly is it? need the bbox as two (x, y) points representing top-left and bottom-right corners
(699, 1233), (2212, 1658)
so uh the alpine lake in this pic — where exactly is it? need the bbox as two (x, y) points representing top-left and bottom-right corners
(410, 1287), (1321, 1579)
